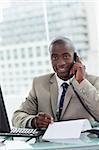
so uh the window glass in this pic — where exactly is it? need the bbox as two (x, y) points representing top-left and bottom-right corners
(0, 1), (98, 121)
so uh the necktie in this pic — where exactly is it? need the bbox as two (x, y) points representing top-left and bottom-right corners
(57, 82), (69, 121)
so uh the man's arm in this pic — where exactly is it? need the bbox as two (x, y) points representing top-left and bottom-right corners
(70, 56), (99, 121)
(12, 78), (38, 128)
(71, 76), (99, 122)
(12, 77), (53, 128)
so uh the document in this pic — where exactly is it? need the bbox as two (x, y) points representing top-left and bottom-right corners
(42, 119), (92, 143)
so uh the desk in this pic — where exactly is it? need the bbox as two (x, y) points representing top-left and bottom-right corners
(0, 135), (99, 150)
(30, 121), (99, 150)
(30, 134), (99, 150)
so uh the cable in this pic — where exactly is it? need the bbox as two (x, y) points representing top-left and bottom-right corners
(70, 83), (99, 122)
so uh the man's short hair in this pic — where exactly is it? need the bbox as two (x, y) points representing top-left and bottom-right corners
(49, 36), (75, 53)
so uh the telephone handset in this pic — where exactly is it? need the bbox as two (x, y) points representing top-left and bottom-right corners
(74, 52), (77, 62)
(68, 52), (77, 79)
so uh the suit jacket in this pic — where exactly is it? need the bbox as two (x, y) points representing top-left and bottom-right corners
(12, 73), (99, 128)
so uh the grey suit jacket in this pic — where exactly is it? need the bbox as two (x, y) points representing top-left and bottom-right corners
(12, 73), (99, 128)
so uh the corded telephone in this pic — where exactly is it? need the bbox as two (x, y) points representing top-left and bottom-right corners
(70, 53), (98, 122)
(74, 52), (77, 62)
(68, 52), (77, 79)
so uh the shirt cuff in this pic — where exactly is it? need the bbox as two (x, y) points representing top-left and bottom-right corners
(26, 117), (35, 128)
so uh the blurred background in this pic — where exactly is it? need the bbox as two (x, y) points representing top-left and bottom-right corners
(0, 0), (99, 126)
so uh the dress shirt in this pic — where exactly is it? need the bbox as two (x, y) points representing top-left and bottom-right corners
(55, 74), (70, 112)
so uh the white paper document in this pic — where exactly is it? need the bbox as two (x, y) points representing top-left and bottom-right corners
(42, 119), (92, 143)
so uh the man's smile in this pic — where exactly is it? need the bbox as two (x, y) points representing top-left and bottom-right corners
(58, 68), (66, 73)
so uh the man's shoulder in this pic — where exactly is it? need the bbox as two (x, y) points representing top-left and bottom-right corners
(34, 73), (55, 82)
(86, 73), (99, 84)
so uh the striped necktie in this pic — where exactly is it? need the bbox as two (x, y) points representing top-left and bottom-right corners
(57, 82), (69, 121)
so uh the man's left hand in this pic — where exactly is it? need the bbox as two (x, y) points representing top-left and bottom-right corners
(70, 56), (86, 83)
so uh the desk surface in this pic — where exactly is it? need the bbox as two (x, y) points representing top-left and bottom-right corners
(1, 120), (99, 150)
(30, 121), (99, 150)
(32, 142), (99, 150)
(30, 135), (99, 150)
(0, 135), (99, 150)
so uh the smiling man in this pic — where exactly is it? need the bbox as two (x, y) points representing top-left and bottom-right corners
(12, 37), (99, 129)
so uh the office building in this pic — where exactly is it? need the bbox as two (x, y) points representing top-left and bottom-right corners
(0, 1), (97, 96)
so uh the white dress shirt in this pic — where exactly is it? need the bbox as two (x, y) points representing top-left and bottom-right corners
(55, 74), (70, 112)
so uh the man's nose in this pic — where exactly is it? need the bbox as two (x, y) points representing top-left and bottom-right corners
(58, 57), (66, 66)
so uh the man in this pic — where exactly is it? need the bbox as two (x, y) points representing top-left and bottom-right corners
(12, 37), (99, 129)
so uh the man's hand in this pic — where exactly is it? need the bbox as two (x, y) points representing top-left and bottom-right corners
(32, 112), (54, 128)
(70, 56), (86, 83)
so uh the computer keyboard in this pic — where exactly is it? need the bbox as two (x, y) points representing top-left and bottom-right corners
(0, 127), (46, 137)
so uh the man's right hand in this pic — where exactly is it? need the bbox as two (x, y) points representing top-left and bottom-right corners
(31, 112), (54, 128)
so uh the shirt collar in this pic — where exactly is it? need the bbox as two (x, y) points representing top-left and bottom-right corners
(55, 74), (70, 88)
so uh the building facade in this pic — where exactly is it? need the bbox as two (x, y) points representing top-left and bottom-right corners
(0, 1), (97, 96)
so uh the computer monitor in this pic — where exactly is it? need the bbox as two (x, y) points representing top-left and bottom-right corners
(0, 87), (11, 133)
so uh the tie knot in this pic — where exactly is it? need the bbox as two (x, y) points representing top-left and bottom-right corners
(61, 82), (68, 90)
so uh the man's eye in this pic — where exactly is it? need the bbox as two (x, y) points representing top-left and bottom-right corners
(52, 56), (58, 61)
(64, 55), (68, 59)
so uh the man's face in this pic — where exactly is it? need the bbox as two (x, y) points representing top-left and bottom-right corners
(51, 42), (74, 80)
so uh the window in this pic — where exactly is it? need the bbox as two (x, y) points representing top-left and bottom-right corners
(21, 48), (26, 58)
(37, 61), (42, 65)
(13, 49), (18, 59)
(0, 51), (4, 60)
(6, 50), (11, 59)
(0, 1), (98, 122)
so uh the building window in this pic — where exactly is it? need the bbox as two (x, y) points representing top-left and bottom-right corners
(44, 45), (49, 56)
(13, 49), (18, 59)
(37, 61), (42, 65)
(21, 48), (26, 58)
(0, 55), (4, 60)
(8, 64), (12, 68)
(28, 47), (33, 57)
(6, 50), (11, 60)
(36, 46), (41, 57)
(45, 60), (49, 65)
(30, 62), (34, 66)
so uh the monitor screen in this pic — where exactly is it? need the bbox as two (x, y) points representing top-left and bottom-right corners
(0, 87), (11, 133)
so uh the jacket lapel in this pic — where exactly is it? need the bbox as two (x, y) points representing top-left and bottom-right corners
(49, 74), (58, 120)
(61, 85), (73, 118)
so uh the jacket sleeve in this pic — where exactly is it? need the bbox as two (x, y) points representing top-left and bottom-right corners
(71, 76), (99, 122)
(12, 78), (38, 128)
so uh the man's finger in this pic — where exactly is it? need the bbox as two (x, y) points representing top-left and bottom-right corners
(76, 56), (82, 64)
